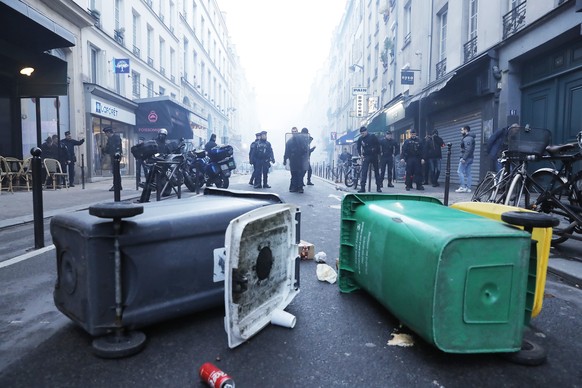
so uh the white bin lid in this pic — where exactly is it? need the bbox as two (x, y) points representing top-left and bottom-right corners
(224, 203), (299, 348)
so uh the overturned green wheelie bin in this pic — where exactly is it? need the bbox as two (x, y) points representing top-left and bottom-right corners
(338, 194), (534, 354)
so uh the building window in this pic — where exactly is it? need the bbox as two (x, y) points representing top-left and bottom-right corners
(201, 17), (205, 46)
(132, 71), (141, 97)
(147, 79), (154, 98)
(468, 0), (478, 41)
(201, 62), (206, 92)
(159, 86), (165, 96)
(114, 71), (121, 94)
(403, 1), (412, 47)
(132, 13), (138, 46)
(184, 38), (189, 81)
(147, 25), (153, 67)
(159, 38), (165, 73)
(114, 0), (121, 30)
(170, 1), (175, 30)
(438, 7), (447, 62)
(193, 51), (198, 82)
(170, 48), (176, 82)
(90, 46), (99, 84)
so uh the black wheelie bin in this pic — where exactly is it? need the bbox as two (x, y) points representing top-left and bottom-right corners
(50, 189), (294, 338)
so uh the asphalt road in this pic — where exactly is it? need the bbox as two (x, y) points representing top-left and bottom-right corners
(1, 170), (581, 387)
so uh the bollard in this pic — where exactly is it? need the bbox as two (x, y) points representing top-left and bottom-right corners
(31, 147), (44, 249)
(81, 153), (85, 189)
(444, 143), (452, 206)
(112, 152), (122, 202)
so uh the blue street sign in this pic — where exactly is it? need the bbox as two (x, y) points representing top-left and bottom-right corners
(114, 58), (130, 74)
(401, 70), (414, 85)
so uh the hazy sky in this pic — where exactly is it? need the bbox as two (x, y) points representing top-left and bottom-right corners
(217, 0), (346, 152)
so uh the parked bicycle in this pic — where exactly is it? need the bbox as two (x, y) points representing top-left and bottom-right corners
(472, 126), (551, 207)
(344, 156), (361, 188)
(473, 126), (582, 245)
(327, 160), (350, 182)
(524, 137), (582, 245)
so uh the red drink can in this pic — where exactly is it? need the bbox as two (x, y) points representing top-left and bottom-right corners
(199, 362), (235, 388)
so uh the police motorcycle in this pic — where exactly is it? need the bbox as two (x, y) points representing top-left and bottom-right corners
(184, 144), (236, 193)
(132, 138), (188, 202)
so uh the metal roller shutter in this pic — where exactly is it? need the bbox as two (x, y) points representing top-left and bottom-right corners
(434, 112), (482, 189)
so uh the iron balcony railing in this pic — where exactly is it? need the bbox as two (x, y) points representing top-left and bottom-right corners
(436, 58), (447, 80)
(133, 45), (140, 58)
(503, 1), (527, 40)
(114, 29), (124, 45)
(464, 36), (477, 63)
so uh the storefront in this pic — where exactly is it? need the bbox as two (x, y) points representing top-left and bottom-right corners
(135, 97), (193, 141)
(84, 84), (137, 181)
(190, 111), (209, 148)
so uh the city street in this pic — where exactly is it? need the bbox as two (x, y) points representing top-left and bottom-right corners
(1, 169), (581, 387)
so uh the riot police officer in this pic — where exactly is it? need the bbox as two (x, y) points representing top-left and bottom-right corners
(400, 129), (425, 191)
(356, 126), (382, 193)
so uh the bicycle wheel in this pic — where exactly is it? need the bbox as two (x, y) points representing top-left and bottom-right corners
(472, 172), (496, 202)
(505, 173), (530, 208)
(529, 169), (567, 209)
(530, 169), (577, 245)
(345, 169), (355, 187)
(568, 170), (582, 206)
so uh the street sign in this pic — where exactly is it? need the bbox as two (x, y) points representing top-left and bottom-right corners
(355, 95), (365, 117)
(401, 70), (414, 85)
(352, 87), (368, 95)
(114, 58), (130, 74)
(368, 96), (379, 114)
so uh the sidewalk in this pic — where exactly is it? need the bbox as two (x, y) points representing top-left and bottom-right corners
(0, 179), (141, 229)
(1, 172), (580, 287)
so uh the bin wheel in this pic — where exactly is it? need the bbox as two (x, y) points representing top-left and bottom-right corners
(92, 330), (147, 359)
(89, 202), (144, 219)
(502, 338), (547, 366)
(501, 211), (559, 229)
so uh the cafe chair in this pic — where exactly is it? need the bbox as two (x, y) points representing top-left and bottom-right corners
(0, 156), (15, 193)
(43, 158), (69, 190)
(16, 157), (32, 191)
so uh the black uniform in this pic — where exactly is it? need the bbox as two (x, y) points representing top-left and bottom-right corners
(424, 132), (445, 186)
(252, 135), (275, 188)
(379, 135), (399, 187)
(284, 132), (309, 192)
(356, 129), (381, 192)
(248, 135), (260, 185)
(61, 134), (85, 186)
(401, 133), (424, 190)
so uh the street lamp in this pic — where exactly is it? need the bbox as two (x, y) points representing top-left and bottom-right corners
(349, 63), (365, 88)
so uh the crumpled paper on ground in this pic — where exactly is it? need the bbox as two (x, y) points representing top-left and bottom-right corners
(314, 251), (327, 263)
(316, 263), (337, 284)
(387, 332), (414, 347)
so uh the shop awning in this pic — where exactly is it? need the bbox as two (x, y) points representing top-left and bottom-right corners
(0, 0), (75, 52)
(365, 111), (387, 134)
(336, 129), (360, 145)
(136, 97), (194, 140)
(404, 73), (456, 108)
(0, 0), (76, 97)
